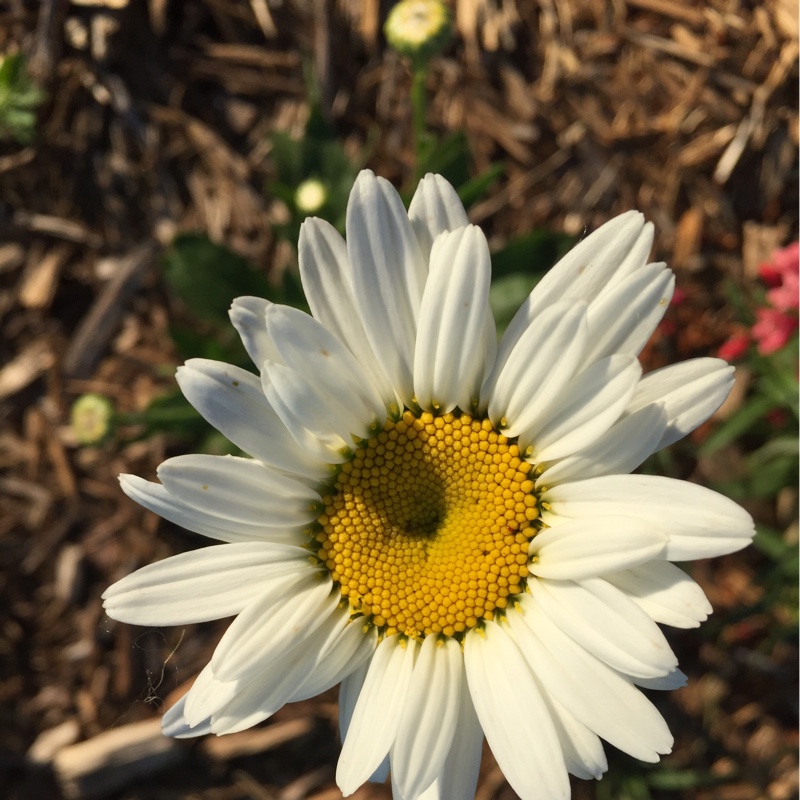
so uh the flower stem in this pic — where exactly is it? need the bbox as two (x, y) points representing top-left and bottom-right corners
(411, 64), (428, 181)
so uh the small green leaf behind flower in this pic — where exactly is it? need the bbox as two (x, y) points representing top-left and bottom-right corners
(157, 233), (306, 452)
(0, 53), (46, 145)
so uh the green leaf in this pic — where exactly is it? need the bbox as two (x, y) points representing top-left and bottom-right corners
(647, 768), (728, 790)
(417, 130), (471, 189)
(753, 524), (798, 568)
(749, 454), (797, 498)
(489, 273), (539, 335)
(698, 395), (776, 456)
(162, 233), (271, 328)
(0, 53), (46, 145)
(121, 389), (239, 453)
(457, 163), (504, 208)
(491, 229), (571, 281)
(748, 435), (800, 468)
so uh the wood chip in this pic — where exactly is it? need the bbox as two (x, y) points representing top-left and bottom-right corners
(18, 242), (72, 309)
(52, 719), (186, 800)
(741, 221), (788, 279)
(626, 0), (707, 26)
(201, 717), (315, 761)
(27, 720), (81, 765)
(0, 340), (56, 400)
(677, 123), (737, 168)
(0, 243), (24, 276)
(62, 242), (158, 380)
(673, 207), (705, 271)
(622, 29), (718, 67)
(12, 211), (101, 248)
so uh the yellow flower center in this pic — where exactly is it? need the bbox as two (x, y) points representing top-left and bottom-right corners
(315, 410), (539, 639)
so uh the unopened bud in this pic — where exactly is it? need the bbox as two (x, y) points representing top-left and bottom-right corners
(385, 0), (453, 65)
(71, 393), (115, 444)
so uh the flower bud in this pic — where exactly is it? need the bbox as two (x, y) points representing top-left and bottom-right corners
(384, 0), (453, 65)
(71, 393), (115, 445)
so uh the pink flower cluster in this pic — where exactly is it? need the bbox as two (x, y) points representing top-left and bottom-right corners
(719, 242), (799, 360)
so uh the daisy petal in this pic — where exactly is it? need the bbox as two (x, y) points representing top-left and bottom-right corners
(540, 693), (607, 781)
(485, 301), (588, 430)
(262, 362), (354, 461)
(210, 572), (338, 684)
(162, 693), (212, 739)
(523, 354), (642, 461)
(183, 663), (237, 727)
(210, 609), (353, 734)
(532, 212), (651, 308)
(418, 661), (483, 800)
(119, 475), (306, 545)
(102, 542), (310, 625)
(414, 226), (495, 412)
(392, 636), (462, 800)
(229, 297), (279, 370)
(604, 561), (713, 628)
(578, 263), (674, 369)
(408, 173), (469, 263)
(627, 358), (735, 452)
(176, 359), (331, 481)
(508, 599), (673, 762)
(265, 304), (387, 437)
(537, 403), (667, 487)
(492, 212), (650, 380)
(347, 171), (426, 406)
(529, 517), (667, 580)
(543, 475), (755, 559)
(338, 659), (369, 743)
(157, 454), (321, 528)
(337, 634), (419, 795)
(464, 622), (569, 800)
(288, 620), (378, 703)
(634, 670), (688, 690)
(530, 577), (678, 679)
(298, 218), (396, 406)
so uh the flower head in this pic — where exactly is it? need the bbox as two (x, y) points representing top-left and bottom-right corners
(717, 331), (750, 362)
(384, 0), (454, 65)
(751, 306), (799, 355)
(760, 241), (799, 312)
(295, 177), (328, 215)
(71, 393), (115, 444)
(103, 171), (754, 800)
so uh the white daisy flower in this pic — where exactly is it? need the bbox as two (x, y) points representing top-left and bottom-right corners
(103, 170), (755, 800)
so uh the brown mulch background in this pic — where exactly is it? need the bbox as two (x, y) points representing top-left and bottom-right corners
(1, 1), (798, 799)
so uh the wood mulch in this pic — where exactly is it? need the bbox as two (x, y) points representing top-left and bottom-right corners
(1, 1), (797, 798)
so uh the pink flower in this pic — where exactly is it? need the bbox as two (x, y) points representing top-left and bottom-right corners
(767, 267), (798, 312)
(671, 287), (688, 306)
(772, 241), (799, 277)
(751, 307), (799, 355)
(759, 242), (799, 310)
(717, 333), (750, 361)
(758, 263), (783, 288)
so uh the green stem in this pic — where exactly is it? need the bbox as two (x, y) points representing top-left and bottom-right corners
(411, 64), (428, 181)
(117, 407), (200, 426)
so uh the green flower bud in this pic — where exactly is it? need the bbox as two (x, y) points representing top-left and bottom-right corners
(71, 393), (115, 445)
(384, 0), (453, 65)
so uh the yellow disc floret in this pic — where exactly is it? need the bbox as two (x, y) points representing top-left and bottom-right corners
(316, 410), (538, 639)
